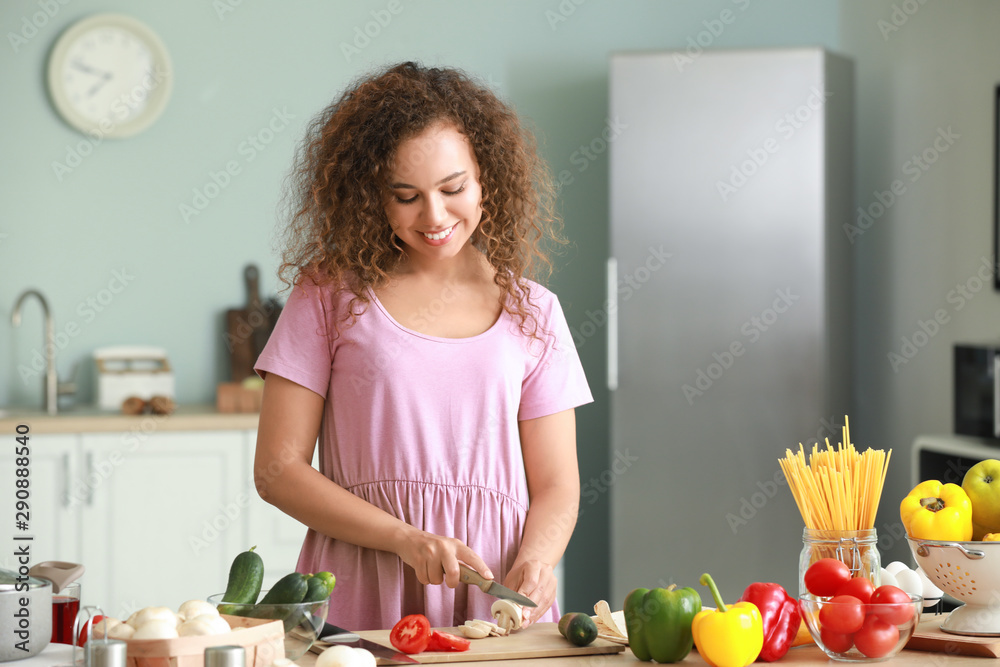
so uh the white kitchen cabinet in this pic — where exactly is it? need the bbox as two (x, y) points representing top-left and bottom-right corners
(0, 433), (81, 572)
(79, 430), (247, 618)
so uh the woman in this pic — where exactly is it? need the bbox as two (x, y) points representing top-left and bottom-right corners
(253, 61), (592, 630)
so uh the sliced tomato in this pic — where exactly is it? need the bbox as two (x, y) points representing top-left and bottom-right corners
(390, 614), (432, 654)
(426, 630), (471, 652)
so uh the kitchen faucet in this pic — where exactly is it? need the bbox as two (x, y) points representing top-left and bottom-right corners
(11, 289), (76, 415)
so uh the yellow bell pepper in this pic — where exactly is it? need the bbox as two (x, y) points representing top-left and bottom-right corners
(692, 573), (763, 667)
(899, 480), (973, 541)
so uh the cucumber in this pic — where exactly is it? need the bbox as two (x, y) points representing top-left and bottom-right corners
(251, 572), (311, 632)
(221, 546), (264, 605)
(304, 572), (336, 602)
(558, 613), (598, 647)
(259, 572), (310, 605)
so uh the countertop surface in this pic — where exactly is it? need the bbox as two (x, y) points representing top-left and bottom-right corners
(294, 620), (999, 666)
(0, 403), (260, 433)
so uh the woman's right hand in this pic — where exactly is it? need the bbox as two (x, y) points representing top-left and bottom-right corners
(394, 526), (493, 588)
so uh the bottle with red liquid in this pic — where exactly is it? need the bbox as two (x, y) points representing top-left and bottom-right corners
(52, 582), (81, 644)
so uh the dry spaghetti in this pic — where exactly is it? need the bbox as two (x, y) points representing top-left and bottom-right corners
(778, 416), (891, 531)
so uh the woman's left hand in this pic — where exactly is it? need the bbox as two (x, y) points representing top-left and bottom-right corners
(502, 560), (557, 627)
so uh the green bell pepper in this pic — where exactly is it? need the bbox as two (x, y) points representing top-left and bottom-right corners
(624, 584), (703, 663)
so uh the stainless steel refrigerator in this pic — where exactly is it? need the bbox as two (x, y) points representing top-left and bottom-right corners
(608, 48), (854, 602)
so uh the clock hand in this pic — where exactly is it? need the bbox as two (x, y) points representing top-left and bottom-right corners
(71, 59), (112, 79)
(86, 76), (112, 98)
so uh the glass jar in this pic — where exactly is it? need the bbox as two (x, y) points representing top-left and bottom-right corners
(798, 528), (881, 597)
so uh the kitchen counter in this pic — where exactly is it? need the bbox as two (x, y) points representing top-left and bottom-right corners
(293, 621), (997, 666)
(0, 403), (259, 433)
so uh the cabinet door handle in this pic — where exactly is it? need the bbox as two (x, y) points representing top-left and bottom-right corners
(85, 451), (94, 506)
(607, 257), (618, 391)
(61, 452), (70, 508)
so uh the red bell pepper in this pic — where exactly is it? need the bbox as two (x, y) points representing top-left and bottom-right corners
(737, 582), (801, 662)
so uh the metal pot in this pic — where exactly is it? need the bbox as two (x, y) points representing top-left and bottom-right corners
(0, 561), (84, 662)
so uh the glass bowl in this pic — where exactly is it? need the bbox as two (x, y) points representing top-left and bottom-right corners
(208, 591), (329, 661)
(799, 593), (923, 662)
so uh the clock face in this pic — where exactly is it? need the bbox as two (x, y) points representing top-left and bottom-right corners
(61, 26), (156, 126)
(47, 15), (172, 138)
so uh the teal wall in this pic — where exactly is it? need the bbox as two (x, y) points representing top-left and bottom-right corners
(1, 0), (842, 609)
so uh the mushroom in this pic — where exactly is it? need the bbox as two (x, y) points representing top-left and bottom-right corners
(461, 620), (495, 639)
(491, 600), (523, 633)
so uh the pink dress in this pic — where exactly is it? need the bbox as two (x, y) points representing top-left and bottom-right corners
(254, 278), (592, 630)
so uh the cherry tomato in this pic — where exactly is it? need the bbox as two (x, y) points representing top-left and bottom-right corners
(854, 615), (900, 659)
(804, 558), (852, 597)
(819, 595), (866, 634)
(77, 615), (106, 647)
(869, 585), (915, 626)
(836, 576), (875, 604)
(819, 625), (854, 654)
(426, 630), (471, 652)
(390, 614), (432, 654)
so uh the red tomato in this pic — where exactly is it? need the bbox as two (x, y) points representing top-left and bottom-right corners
(869, 585), (915, 626)
(836, 576), (875, 604)
(819, 595), (866, 634)
(426, 630), (471, 652)
(854, 615), (900, 659)
(390, 614), (432, 654)
(804, 558), (852, 597)
(819, 625), (854, 654)
(77, 615), (106, 647)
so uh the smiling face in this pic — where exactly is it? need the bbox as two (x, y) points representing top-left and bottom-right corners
(385, 122), (484, 266)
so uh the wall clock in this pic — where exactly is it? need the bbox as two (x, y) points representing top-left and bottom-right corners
(47, 14), (173, 139)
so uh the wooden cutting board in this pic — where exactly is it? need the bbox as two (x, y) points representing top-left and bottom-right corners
(313, 622), (626, 664)
(906, 615), (1000, 657)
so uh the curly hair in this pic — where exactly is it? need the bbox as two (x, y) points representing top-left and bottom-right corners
(277, 61), (565, 338)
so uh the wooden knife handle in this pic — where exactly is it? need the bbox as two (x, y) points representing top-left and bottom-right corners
(459, 564), (492, 593)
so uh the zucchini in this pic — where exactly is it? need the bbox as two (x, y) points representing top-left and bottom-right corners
(259, 572), (310, 605)
(221, 546), (264, 604)
(304, 572), (336, 602)
(558, 613), (598, 647)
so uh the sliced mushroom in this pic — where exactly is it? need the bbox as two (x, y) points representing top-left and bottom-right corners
(491, 599), (523, 633)
(461, 621), (493, 639)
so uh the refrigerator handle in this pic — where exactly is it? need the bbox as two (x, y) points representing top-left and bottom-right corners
(994, 354), (1000, 438)
(607, 257), (618, 391)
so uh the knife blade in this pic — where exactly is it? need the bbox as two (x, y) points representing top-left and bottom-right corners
(459, 564), (537, 607)
(319, 623), (420, 664)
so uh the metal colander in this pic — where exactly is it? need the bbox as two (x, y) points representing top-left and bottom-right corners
(908, 538), (1000, 636)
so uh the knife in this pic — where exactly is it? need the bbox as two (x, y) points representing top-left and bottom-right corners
(459, 564), (537, 607)
(319, 623), (420, 664)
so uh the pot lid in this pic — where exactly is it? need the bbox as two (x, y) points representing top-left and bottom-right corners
(0, 568), (50, 592)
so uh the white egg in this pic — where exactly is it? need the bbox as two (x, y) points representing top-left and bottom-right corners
(177, 600), (219, 621)
(884, 561), (911, 576)
(132, 620), (179, 640)
(132, 606), (178, 629)
(880, 568), (899, 588)
(915, 566), (944, 606)
(894, 568), (923, 598)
